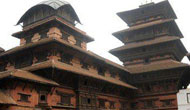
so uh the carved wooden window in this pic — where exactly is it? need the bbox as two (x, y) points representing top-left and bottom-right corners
(18, 93), (30, 102)
(36, 51), (48, 63)
(81, 97), (87, 105)
(110, 72), (116, 78)
(61, 95), (71, 106)
(76, 39), (82, 47)
(98, 67), (105, 76)
(161, 99), (173, 107)
(110, 101), (115, 109)
(120, 101), (127, 110)
(15, 55), (33, 68)
(144, 84), (152, 93)
(144, 58), (150, 64)
(40, 30), (48, 39)
(39, 92), (47, 104)
(144, 100), (156, 108)
(80, 61), (89, 70)
(81, 96), (96, 107)
(60, 52), (73, 65)
(164, 82), (170, 91)
(61, 32), (69, 41)
(130, 102), (138, 109)
(99, 99), (106, 108)
(56, 91), (73, 106)
(83, 79), (88, 86)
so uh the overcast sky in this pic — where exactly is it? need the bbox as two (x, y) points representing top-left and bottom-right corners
(0, 0), (189, 65)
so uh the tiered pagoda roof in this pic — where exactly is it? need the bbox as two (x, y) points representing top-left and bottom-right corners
(0, 0), (136, 91)
(110, 0), (188, 73)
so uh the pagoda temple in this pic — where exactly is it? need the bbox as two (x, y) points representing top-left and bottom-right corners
(110, 0), (190, 110)
(0, 0), (190, 110)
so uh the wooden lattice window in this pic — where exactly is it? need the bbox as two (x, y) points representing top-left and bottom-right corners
(131, 102), (138, 109)
(81, 96), (95, 106)
(56, 91), (73, 106)
(61, 95), (71, 106)
(161, 99), (173, 107)
(39, 92), (48, 104)
(110, 101), (115, 109)
(15, 55), (33, 68)
(40, 30), (48, 39)
(81, 61), (89, 70)
(120, 101), (127, 110)
(98, 67), (105, 76)
(99, 99), (106, 108)
(60, 52), (73, 65)
(75, 39), (82, 47)
(144, 58), (150, 64)
(144, 100), (156, 108)
(110, 72), (116, 78)
(61, 32), (69, 41)
(35, 51), (48, 63)
(18, 93), (30, 102)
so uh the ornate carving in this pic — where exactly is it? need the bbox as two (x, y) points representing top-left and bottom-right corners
(31, 33), (41, 43)
(68, 36), (76, 45)
(47, 27), (62, 39)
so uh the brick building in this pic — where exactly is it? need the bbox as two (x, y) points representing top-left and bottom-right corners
(0, 0), (189, 110)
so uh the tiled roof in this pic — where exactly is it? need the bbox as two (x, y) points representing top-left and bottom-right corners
(113, 19), (183, 42)
(0, 69), (59, 86)
(0, 37), (128, 73)
(0, 90), (16, 105)
(114, 19), (174, 34)
(110, 36), (180, 53)
(23, 60), (137, 89)
(13, 16), (94, 42)
(126, 59), (189, 74)
(117, 0), (177, 25)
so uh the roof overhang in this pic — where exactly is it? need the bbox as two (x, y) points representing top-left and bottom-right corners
(17, 0), (81, 25)
(117, 0), (177, 25)
(22, 59), (137, 89)
(13, 16), (94, 42)
(112, 19), (183, 43)
(126, 59), (189, 74)
(0, 69), (59, 86)
(0, 37), (128, 73)
(0, 90), (17, 105)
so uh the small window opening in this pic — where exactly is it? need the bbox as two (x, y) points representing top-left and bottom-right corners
(88, 98), (91, 104)
(84, 80), (88, 86)
(39, 94), (47, 103)
(18, 93), (30, 102)
(40, 95), (46, 101)
(98, 67), (105, 76)
(144, 58), (150, 64)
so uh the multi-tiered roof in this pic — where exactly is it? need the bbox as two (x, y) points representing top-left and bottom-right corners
(110, 1), (188, 74)
(0, 0), (136, 90)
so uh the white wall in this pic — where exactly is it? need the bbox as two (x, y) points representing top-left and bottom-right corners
(177, 89), (190, 110)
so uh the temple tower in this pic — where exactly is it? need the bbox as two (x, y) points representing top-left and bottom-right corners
(0, 0), (136, 109)
(13, 0), (94, 49)
(110, 1), (190, 109)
